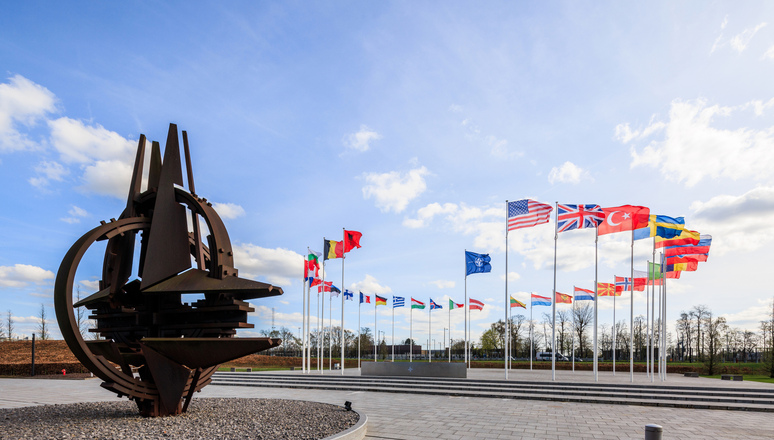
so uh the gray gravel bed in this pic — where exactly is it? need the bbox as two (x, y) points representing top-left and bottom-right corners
(0, 398), (359, 439)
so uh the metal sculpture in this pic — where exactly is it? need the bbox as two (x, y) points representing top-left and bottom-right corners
(54, 124), (283, 417)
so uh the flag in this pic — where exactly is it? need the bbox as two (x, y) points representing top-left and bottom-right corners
(324, 239), (343, 260)
(430, 299), (442, 310)
(469, 298), (484, 310)
(650, 262), (682, 279)
(330, 285), (341, 296)
(531, 294), (551, 306)
(343, 230), (363, 253)
(465, 251), (492, 276)
(573, 287), (595, 301)
(393, 296), (405, 308)
(655, 229), (701, 248)
(449, 299), (464, 309)
(597, 282), (616, 297)
(411, 298), (425, 309)
(666, 254), (708, 264)
(555, 292), (573, 304)
(510, 296), (527, 308)
(306, 249), (320, 282)
(309, 277), (322, 287)
(344, 289), (354, 300)
(597, 205), (650, 236)
(360, 292), (370, 304)
(556, 204), (605, 232)
(633, 215), (685, 240)
(667, 256), (700, 272)
(615, 276), (645, 293)
(375, 295), (387, 306)
(633, 270), (663, 286)
(664, 235), (712, 258)
(318, 281), (333, 293)
(507, 199), (553, 231)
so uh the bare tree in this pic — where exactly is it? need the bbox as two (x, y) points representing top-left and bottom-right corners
(557, 310), (571, 355)
(38, 304), (50, 340)
(5, 310), (13, 341)
(572, 303), (593, 358)
(75, 285), (89, 338)
(703, 311), (727, 375)
(764, 297), (774, 378)
(690, 305), (709, 362)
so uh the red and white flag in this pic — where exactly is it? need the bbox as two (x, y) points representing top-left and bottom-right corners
(598, 205), (650, 236)
(469, 298), (484, 310)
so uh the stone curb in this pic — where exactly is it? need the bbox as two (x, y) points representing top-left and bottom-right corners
(323, 408), (367, 440)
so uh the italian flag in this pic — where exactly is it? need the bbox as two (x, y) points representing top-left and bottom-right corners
(449, 299), (464, 309)
(411, 298), (425, 309)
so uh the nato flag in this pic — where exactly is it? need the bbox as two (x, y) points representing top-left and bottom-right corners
(465, 251), (492, 276)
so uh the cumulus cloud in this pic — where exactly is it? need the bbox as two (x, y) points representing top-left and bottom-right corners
(690, 186), (774, 255)
(428, 280), (455, 289)
(548, 161), (591, 184)
(362, 166), (429, 213)
(232, 244), (304, 287)
(60, 205), (89, 224)
(212, 202), (246, 220)
(500, 272), (521, 282)
(48, 117), (135, 164)
(0, 75), (57, 152)
(348, 274), (392, 295)
(402, 202), (457, 228)
(79, 159), (134, 198)
(344, 125), (381, 152)
(721, 298), (774, 328)
(0, 264), (55, 288)
(626, 98), (774, 187)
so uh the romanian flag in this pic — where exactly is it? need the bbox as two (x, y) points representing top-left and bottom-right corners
(375, 295), (387, 306)
(633, 215), (685, 240)
(597, 282), (616, 297)
(510, 296), (526, 308)
(324, 239), (343, 260)
(655, 229), (700, 248)
(411, 298), (425, 309)
(449, 299), (464, 309)
(555, 292), (572, 304)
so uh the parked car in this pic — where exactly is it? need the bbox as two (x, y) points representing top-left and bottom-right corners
(535, 352), (569, 361)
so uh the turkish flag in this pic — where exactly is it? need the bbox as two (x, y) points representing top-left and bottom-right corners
(597, 205), (650, 236)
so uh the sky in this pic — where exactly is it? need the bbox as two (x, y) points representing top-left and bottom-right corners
(2, 1), (774, 349)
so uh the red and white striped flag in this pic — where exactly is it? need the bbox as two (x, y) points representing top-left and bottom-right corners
(469, 298), (484, 311)
(507, 199), (553, 231)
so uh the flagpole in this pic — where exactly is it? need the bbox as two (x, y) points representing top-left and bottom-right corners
(657, 253), (663, 381)
(302, 258), (306, 374)
(317, 285), (322, 373)
(551, 202), (558, 381)
(321, 242), (326, 374)
(307, 277), (312, 372)
(410, 300), (413, 362)
(448, 299), (451, 363)
(505, 200), (509, 380)
(651, 260), (656, 382)
(329, 290), (332, 371)
(341, 228), (345, 376)
(662, 252), (667, 381)
(374, 292), (377, 362)
(392, 298), (395, 362)
(630, 228), (635, 382)
(613, 284), (616, 376)
(358, 293), (361, 369)
(572, 291), (576, 372)
(646, 260), (651, 380)
(594, 227), (599, 382)
(429, 299), (432, 363)
(464, 249), (468, 369)
(530, 296), (533, 371)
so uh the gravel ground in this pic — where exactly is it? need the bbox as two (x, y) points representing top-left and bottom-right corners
(0, 398), (359, 439)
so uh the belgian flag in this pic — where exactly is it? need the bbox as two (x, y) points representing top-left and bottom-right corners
(324, 239), (343, 260)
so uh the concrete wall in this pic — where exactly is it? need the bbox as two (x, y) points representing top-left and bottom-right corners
(361, 361), (466, 378)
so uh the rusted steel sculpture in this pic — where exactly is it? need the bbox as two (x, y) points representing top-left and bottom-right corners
(54, 124), (283, 417)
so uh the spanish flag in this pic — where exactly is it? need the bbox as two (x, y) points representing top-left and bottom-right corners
(324, 239), (343, 260)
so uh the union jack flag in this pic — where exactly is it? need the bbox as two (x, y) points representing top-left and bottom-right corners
(557, 204), (605, 233)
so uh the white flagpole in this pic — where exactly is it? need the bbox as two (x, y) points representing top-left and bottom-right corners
(307, 279), (312, 372)
(594, 228), (599, 382)
(317, 285), (322, 373)
(329, 291), (332, 371)
(651, 260), (656, 382)
(429, 299), (432, 363)
(551, 202), (558, 381)
(392, 298), (395, 362)
(662, 252), (667, 381)
(647, 260), (651, 379)
(464, 250), (468, 368)
(358, 293), (361, 369)
(374, 293), (378, 362)
(448, 299), (451, 363)
(410, 300), (413, 362)
(572, 292), (576, 372)
(302, 258), (306, 374)
(505, 200), (509, 380)
(630, 228), (635, 382)
(657, 254), (663, 381)
(321, 244), (326, 374)
(341, 229), (345, 375)
(613, 285), (616, 376)
(530, 296), (533, 371)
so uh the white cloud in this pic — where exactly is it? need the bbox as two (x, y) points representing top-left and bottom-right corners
(721, 298), (773, 329)
(30, 161), (68, 189)
(402, 202), (457, 228)
(627, 98), (774, 187)
(428, 280), (455, 289)
(0, 264), (55, 288)
(79, 159), (134, 198)
(212, 202), (246, 220)
(0, 75), (57, 152)
(48, 117), (135, 164)
(548, 161), (591, 184)
(362, 166), (429, 213)
(404, 201), (504, 252)
(61, 205), (89, 224)
(78, 279), (100, 291)
(349, 274), (392, 295)
(729, 22), (767, 53)
(690, 186), (774, 255)
(232, 244), (304, 287)
(500, 272), (521, 282)
(343, 124), (381, 152)
(459, 117), (520, 158)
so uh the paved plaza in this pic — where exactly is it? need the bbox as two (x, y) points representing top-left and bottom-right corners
(2, 369), (774, 439)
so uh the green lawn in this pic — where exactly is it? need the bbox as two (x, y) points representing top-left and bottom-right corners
(702, 374), (774, 384)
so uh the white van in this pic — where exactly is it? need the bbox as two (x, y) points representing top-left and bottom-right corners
(535, 352), (569, 361)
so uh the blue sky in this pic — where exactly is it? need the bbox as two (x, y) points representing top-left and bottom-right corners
(2, 2), (774, 348)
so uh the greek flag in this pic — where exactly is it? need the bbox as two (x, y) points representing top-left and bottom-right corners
(393, 296), (405, 308)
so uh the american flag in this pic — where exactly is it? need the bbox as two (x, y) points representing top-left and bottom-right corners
(557, 204), (604, 233)
(507, 199), (553, 231)
(469, 298), (484, 310)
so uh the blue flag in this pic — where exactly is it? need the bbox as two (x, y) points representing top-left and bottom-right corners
(465, 251), (492, 276)
(430, 298), (442, 310)
(393, 296), (405, 308)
